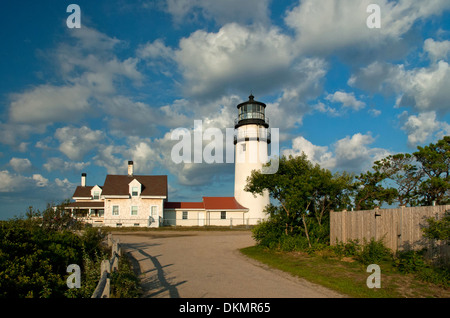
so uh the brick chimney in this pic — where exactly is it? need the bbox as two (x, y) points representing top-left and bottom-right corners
(128, 161), (134, 176)
(81, 173), (86, 187)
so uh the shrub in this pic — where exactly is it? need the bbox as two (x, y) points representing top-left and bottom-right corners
(252, 220), (284, 248)
(394, 250), (427, 274)
(355, 238), (393, 265)
(331, 239), (361, 259)
(110, 254), (141, 298)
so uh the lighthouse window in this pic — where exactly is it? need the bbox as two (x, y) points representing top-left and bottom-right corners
(242, 144), (246, 152)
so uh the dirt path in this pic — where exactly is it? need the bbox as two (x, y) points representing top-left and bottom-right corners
(115, 231), (344, 298)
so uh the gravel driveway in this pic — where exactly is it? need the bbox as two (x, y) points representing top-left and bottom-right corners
(115, 231), (344, 298)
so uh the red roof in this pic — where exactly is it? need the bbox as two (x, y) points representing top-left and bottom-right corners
(164, 202), (204, 209)
(203, 197), (248, 210)
(165, 197), (248, 211)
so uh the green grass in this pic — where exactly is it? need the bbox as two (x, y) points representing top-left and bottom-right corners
(240, 245), (450, 298)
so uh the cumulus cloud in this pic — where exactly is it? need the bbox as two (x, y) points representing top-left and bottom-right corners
(399, 111), (450, 147)
(174, 23), (296, 97)
(55, 126), (105, 161)
(9, 158), (32, 173)
(8, 27), (142, 126)
(424, 38), (450, 62)
(43, 157), (90, 172)
(285, 0), (450, 57)
(283, 133), (390, 173)
(325, 91), (366, 111)
(350, 52), (450, 114)
(0, 170), (48, 192)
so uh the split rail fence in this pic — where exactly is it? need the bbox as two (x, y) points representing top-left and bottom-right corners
(91, 234), (121, 298)
(330, 205), (450, 262)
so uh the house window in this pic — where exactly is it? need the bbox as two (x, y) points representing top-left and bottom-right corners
(182, 211), (188, 220)
(221, 211), (226, 219)
(93, 191), (100, 200)
(132, 187), (138, 196)
(131, 206), (138, 216)
(112, 205), (119, 216)
(151, 206), (157, 218)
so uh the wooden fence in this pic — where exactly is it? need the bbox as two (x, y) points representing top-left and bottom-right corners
(91, 234), (121, 298)
(330, 205), (450, 262)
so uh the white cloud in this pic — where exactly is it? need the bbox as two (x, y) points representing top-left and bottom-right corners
(424, 38), (450, 62)
(350, 55), (450, 114)
(43, 157), (90, 172)
(137, 39), (175, 60)
(9, 84), (92, 124)
(394, 60), (450, 113)
(174, 23), (296, 97)
(326, 91), (366, 111)
(0, 170), (48, 192)
(8, 27), (142, 126)
(55, 126), (105, 161)
(0, 170), (19, 192)
(9, 158), (32, 173)
(283, 136), (336, 170)
(399, 111), (450, 147)
(32, 174), (49, 188)
(285, 0), (450, 56)
(283, 133), (390, 173)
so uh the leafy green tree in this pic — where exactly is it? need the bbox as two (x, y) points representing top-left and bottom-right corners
(245, 153), (353, 247)
(413, 136), (450, 205)
(353, 170), (398, 210)
(373, 153), (423, 206)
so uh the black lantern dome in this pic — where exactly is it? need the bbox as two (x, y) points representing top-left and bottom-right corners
(235, 94), (269, 129)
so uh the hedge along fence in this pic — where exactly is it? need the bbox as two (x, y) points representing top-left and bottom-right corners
(330, 205), (450, 263)
(91, 234), (121, 298)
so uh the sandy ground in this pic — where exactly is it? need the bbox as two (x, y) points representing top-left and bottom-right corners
(115, 231), (345, 298)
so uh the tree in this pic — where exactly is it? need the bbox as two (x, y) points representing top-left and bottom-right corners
(353, 170), (398, 210)
(373, 153), (423, 206)
(245, 153), (353, 247)
(413, 136), (450, 205)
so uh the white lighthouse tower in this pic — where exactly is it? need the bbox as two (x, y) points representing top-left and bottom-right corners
(234, 94), (270, 225)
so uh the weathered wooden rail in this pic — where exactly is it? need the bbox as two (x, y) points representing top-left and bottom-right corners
(91, 234), (121, 298)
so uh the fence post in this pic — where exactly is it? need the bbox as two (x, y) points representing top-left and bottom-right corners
(91, 234), (121, 298)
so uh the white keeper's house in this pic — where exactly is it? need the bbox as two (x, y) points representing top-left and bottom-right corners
(65, 95), (271, 227)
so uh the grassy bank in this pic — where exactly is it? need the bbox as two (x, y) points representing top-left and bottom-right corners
(240, 245), (450, 298)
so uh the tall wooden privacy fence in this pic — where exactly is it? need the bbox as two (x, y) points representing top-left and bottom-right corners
(330, 205), (450, 262)
(91, 234), (121, 298)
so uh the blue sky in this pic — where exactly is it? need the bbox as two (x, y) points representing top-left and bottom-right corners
(1, 0), (450, 219)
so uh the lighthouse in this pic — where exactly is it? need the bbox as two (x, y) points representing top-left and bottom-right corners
(234, 94), (270, 225)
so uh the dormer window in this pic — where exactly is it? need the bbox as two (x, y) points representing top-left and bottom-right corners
(90, 185), (102, 200)
(129, 179), (142, 197)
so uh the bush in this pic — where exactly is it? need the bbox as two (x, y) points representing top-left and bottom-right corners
(331, 239), (361, 259)
(252, 220), (284, 248)
(110, 254), (141, 298)
(394, 250), (427, 274)
(394, 249), (449, 287)
(355, 238), (393, 265)
(331, 238), (392, 265)
(0, 210), (108, 298)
